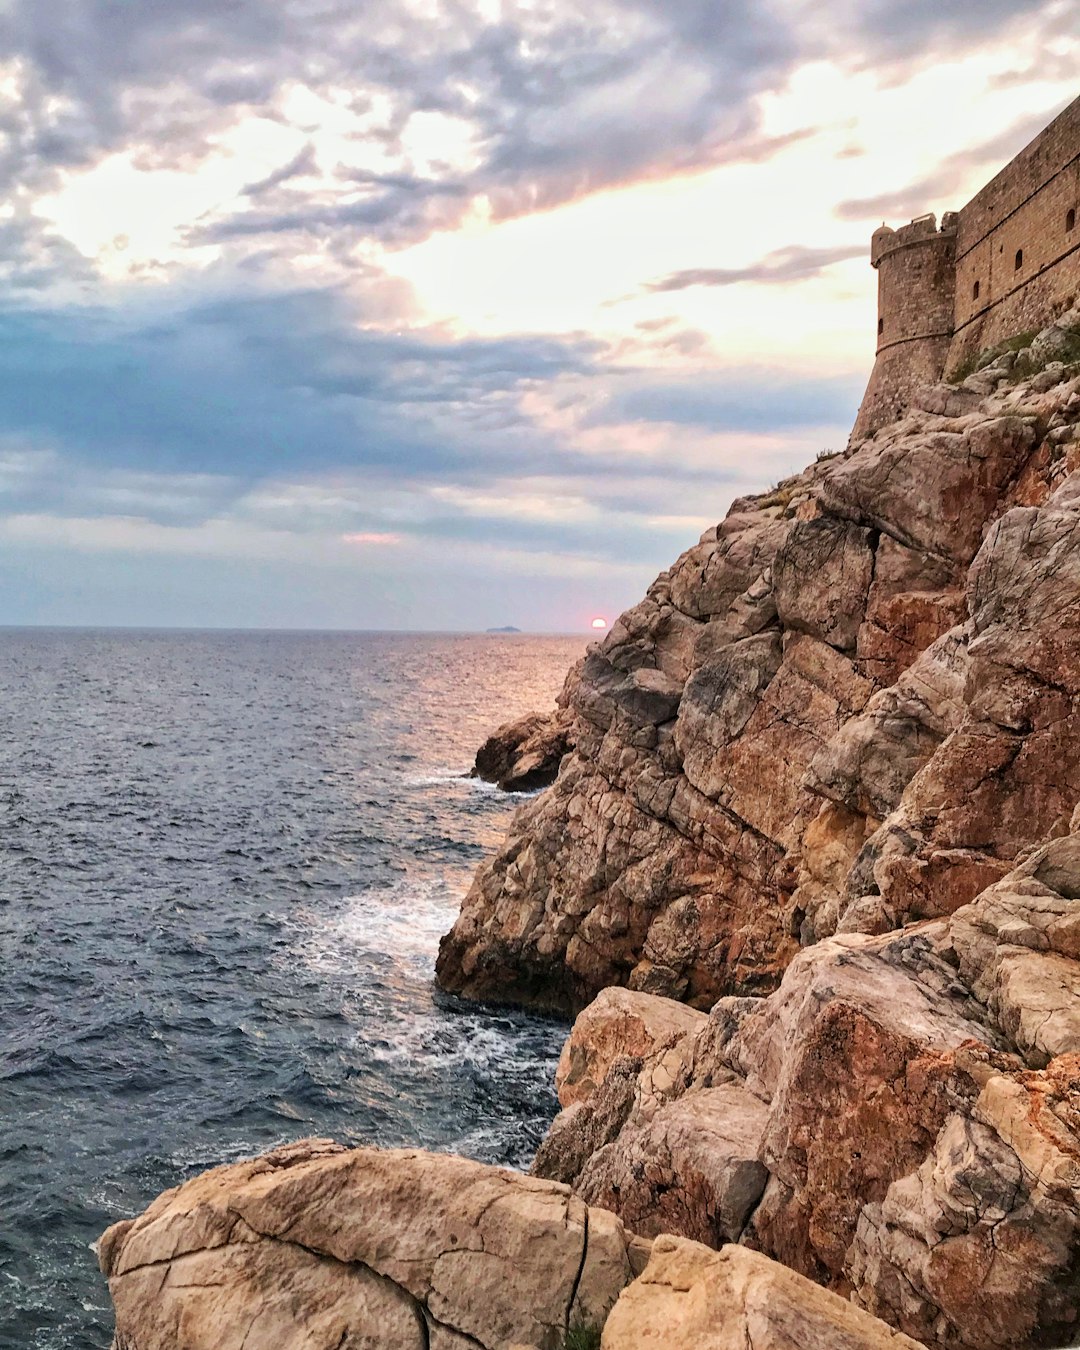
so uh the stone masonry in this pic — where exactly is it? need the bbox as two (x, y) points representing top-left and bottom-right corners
(854, 93), (1080, 437)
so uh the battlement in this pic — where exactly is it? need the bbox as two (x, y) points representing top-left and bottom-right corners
(870, 212), (959, 267)
(853, 94), (1080, 439)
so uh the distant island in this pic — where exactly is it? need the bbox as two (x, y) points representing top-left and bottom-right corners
(485, 625), (521, 633)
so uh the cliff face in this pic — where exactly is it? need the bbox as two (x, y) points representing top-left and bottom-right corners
(437, 334), (1080, 1018)
(101, 330), (1080, 1350)
(433, 325), (1080, 1349)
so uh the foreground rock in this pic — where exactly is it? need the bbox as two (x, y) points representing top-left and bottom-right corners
(603, 1234), (925, 1349)
(534, 833), (1080, 1347)
(102, 1142), (936, 1350)
(438, 343), (1080, 1015)
(100, 1140), (645, 1350)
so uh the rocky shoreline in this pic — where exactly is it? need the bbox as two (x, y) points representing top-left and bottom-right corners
(102, 322), (1080, 1348)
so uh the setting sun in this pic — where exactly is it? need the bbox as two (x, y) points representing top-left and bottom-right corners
(591, 616), (608, 630)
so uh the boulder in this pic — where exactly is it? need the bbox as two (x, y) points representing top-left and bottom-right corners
(573, 1080), (769, 1246)
(601, 1235), (926, 1349)
(849, 1057), (1080, 1349)
(472, 709), (573, 792)
(554, 987), (707, 1108)
(100, 1140), (641, 1350)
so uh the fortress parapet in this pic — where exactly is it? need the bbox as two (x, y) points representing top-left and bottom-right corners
(872, 213), (958, 351)
(853, 94), (1080, 439)
(853, 213), (958, 436)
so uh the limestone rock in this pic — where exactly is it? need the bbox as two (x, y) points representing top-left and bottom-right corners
(554, 987), (707, 1108)
(601, 1235), (927, 1350)
(773, 515), (875, 651)
(533, 820), (1080, 1347)
(439, 369), (1080, 1015)
(573, 1081), (769, 1246)
(848, 1057), (1080, 1349)
(100, 1141), (638, 1350)
(472, 708), (573, 792)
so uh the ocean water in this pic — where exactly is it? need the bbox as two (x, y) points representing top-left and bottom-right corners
(0, 628), (585, 1350)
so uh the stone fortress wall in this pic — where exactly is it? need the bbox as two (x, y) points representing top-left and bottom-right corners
(853, 93), (1080, 438)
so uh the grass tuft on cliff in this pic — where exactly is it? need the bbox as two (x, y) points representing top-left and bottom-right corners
(563, 1322), (602, 1350)
(947, 325), (1080, 384)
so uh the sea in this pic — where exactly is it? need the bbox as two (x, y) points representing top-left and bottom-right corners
(0, 628), (586, 1350)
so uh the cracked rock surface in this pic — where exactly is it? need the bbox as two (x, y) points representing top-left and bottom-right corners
(437, 357), (1080, 1016)
(532, 832), (1080, 1347)
(601, 1234), (926, 1350)
(100, 1140), (646, 1350)
(101, 1141), (936, 1350)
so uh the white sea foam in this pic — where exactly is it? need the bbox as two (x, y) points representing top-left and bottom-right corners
(287, 879), (461, 977)
(401, 767), (499, 794)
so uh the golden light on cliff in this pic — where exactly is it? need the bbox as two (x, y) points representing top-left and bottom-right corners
(591, 617), (608, 630)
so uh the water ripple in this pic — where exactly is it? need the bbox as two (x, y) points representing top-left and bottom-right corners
(0, 629), (582, 1349)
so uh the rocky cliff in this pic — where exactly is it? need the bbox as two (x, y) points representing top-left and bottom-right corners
(437, 321), (1080, 1017)
(432, 317), (1080, 1348)
(102, 322), (1080, 1350)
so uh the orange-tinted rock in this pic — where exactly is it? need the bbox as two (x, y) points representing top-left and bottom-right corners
(554, 987), (706, 1108)
(472, 708), (573, 792)
(100, 1141), (640, 1350)
(439, 365), (1080, 1014)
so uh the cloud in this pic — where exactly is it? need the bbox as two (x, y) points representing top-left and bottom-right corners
(590, 371), (865, 433)
(0, 0), (1070, 290)
(0, 268), (863, 606)
(241, 143), (320, 199)
(0, 0), (802, 277)
(1, 1), (1069, 628)
(0, 283), (606, 485)
(342, 531), (403, 545)
(645, 244), (864, 293)
(835, 102), (1075, 222)
(843, 0), (1075, 63)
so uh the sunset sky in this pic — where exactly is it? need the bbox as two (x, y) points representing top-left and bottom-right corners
(0, 1), (1076, 630)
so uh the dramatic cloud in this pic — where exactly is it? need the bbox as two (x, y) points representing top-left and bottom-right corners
(0, 0), (800, 271)
(3, 0), (1069, 277)
(0, 0), (1074, 626)
(645, 245), (864, 293)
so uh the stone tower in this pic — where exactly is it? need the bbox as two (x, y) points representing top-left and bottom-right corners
(851, 95), (1080, 441)
(852, 212), (958, 440)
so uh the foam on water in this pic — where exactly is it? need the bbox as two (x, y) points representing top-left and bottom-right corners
(0, 629), (584, 1349)
(288, 878), (461, 973)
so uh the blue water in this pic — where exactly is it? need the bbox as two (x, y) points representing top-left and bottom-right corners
(0, 629), (584, 1350)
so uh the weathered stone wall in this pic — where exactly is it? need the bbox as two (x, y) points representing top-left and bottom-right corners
(873, 217), (958, 352)
(855, 94), (1080, 437)
(949, 97), (1080, 368)
(852, 217), (956, 438)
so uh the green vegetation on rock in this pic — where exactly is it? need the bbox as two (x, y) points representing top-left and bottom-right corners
(563, 1322), (602, 1350)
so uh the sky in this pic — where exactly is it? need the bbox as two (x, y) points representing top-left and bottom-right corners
(0, 1), (1076, 631)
